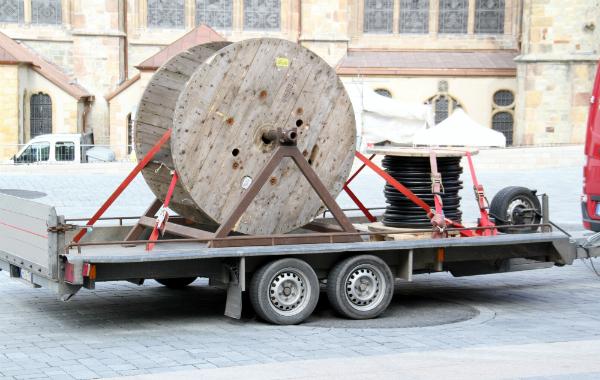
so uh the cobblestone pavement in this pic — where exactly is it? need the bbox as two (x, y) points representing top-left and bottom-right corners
(0, 261), (599, 379)
(0, 156), (595, 379)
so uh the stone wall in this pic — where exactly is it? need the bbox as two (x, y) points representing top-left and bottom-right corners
(108, 72), (152, 159)
(515, 0), (600, 145)
(0, 65), (19, 160)
(70, 0), (124, 145)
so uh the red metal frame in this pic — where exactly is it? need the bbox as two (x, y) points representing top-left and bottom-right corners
(72, 129), (173, 243)
(343, 153), (377, 222)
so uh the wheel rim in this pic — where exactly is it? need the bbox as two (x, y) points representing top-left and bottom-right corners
(268, 269), (311, 316)
(506, 198), (536, 225)
(344, 264), (386, 311)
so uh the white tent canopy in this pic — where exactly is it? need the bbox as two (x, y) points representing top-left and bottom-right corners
(413, 108), (506, 148)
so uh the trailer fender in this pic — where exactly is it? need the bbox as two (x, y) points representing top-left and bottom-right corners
(224, 257), (245, 319)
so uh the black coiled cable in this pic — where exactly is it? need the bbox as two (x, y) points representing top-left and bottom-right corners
(382, 155), (463, 228)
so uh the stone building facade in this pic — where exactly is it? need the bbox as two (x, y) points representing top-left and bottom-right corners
(0, 0), (598, 160)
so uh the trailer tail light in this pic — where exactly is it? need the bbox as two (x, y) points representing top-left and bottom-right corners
(82, 263), (96, 280)
(64, 262), (96, 284)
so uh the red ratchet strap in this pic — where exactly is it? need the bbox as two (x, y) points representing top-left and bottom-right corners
(72, 128), (173, 243)
(428, 150), (447, 237)
(465, 151), (496, 236)
(147, 171), (178, 251)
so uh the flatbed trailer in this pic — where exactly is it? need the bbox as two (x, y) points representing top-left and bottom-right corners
(1, 192), (597, 325)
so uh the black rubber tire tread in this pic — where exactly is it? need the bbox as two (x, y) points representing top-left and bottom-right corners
(155, 277), (197, 289)
(489, 186), (541, 233)
(249, 258), (319, 325)
(327, 255), (394, 320)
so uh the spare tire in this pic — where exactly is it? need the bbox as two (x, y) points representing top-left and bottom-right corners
(489, 186), (541, 233)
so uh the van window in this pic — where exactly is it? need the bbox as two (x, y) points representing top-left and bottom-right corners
(55, 141), (75, 161)
(15, 142), (50, 163)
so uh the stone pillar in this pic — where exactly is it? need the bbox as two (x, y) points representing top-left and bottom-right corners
(298, 0), (350, 66)
(514, 0), (600, 145)
(70, 0), (125, 146)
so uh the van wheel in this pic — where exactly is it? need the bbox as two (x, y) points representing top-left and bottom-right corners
(327, 255), (394, 320)
(155, 277), (197, 289)
(250, 258), (319, 325)
(489, 186), (541, 233)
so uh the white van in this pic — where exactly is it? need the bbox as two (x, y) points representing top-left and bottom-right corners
(10, 134), (115, 164)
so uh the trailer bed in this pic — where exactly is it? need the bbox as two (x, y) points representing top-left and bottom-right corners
(67, 232), (572, 264)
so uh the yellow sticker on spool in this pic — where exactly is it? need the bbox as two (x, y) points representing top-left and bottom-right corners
(275, 57), (289, 68)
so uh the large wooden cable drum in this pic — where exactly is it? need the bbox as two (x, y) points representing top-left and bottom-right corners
(136, 38), (356, 235)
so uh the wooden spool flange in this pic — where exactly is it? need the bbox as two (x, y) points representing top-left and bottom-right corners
(135, 42), (231, 226)
(137, 38), (357, 235)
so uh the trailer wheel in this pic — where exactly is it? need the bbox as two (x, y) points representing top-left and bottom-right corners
(327, 255), (394, 320)
(249, 258), (319, 325)
(490, 186), (541, 233)
(155, 277), (197, 289)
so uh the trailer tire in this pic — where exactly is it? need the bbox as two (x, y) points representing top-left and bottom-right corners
(155, 277), (197, 289)
(490, 186), (541, 233)
(249, 258), (319, 325)
(327, 255), (394, 320)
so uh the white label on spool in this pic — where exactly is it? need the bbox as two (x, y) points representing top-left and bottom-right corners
(241, 176), (253, 189)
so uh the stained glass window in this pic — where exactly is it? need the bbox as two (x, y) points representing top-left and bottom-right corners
(31, 0), (61, 24)
(196, 0), (233, 29)
(399, 0), (429, 34)
(428, 93), (462, 125)
(492, 112), (513, 145)
(475, 0), (504, 34)
(438, 0), (468, 34)
(0, 0), (23, 23)
(148, 0), (185, 28)
(363, 0), (393, 34)
(30, 93), (52, 138)
(493, 90), (514, 107)
(375, 88), (392, 97)
(244, 0), (280, 31)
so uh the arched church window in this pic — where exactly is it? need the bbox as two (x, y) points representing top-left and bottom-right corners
(30, 93), (52, 138)
(427, 93), (462, 125)
(491, 89), (515, 146)
(374, 88), (392, 98)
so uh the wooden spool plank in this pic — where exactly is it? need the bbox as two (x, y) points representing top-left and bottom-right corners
(135, 41), (231, 224)
(172, 38), (356, 235)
